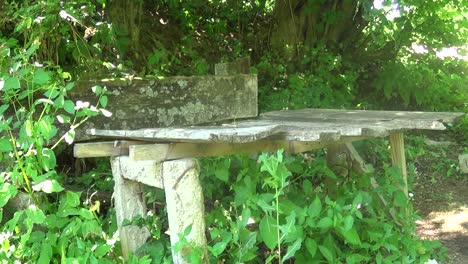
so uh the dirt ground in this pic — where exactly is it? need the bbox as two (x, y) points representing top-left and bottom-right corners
(411, 137), (468, 264)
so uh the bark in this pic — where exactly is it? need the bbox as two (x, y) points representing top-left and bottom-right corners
(271, 0), (370, 50)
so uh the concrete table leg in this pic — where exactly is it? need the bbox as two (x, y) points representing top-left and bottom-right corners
(389, 132), (408, 197)
(162, 159), (208, 264)
(111, 156), (151, 259)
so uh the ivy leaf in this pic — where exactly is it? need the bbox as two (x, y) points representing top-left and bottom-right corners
(259, 215), (278, 250)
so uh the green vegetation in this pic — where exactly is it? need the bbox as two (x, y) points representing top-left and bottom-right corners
(0, 0), (466, 263)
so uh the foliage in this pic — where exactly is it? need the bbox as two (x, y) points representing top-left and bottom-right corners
(195, 150), (446, 263)
(0, 0), (466, 263)
(0, 37), (116, 262)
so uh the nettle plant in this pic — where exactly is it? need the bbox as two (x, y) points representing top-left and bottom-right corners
(0, 39), (115, 262)
(199, 150), (446, 263)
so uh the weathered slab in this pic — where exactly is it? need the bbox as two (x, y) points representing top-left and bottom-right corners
(70, 75), (257, 141)
(128, 138), (366, 161)
(73, 140), (149, 158)
(261, 108), (465, 124)
(111, 156), (151, 258)
(162, 159), (208, 263)
(86, 109), (465, 143)
(117, 159), (163, 188)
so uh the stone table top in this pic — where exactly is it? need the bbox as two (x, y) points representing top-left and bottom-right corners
(87, 108), (465, 143)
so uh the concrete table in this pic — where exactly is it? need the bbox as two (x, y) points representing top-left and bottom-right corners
(74, 108), (464, 263)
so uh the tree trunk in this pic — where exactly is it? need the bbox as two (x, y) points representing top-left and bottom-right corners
(271, 0), (370, 55)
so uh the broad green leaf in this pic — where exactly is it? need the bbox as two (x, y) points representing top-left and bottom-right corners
(308, 196), (322, 219)
(26, 205), (46, 224)
(99, 95), (108, 108)
(339, 227), (361, 246)
(64, 100), (75, 114)
(37, 243), (52, 264)
(59, 191), (81, 210)
(44, 88), (60, 99)
(316, 217), (333, 230)
(54, 95), (65, 107)
(210, 231), (232, 257)
(0, 182), (17, 207)
(0, 105), (9, 115)
(81, 219), (102, 238)
(57, 114), (71, 124)
(376, 252), (383, 264)
(305, 238), (317, 257)
(318, 245), (334, 263)
(37, 119), (57, 141)
(0, 137), (12, 152)
(239, 231), (257, 261)
(33, 69), (51, 84)
(41, 148), (56, 171)
(343, 215), (354, 231)
(32, 179), (64, 193)
(4, 77), (20, 91)
(280, 211), (297, 242)
(94, 244), (112, 258)
(214, 161), (229, 182)
(73, 208), (95, 219)
(92, 85), (103, 95)
(65, 82), (75, 91)
(239, 207), (251, 228)
(282, 239), (302, 262)
(393, 190), (408, 207)
(259, 215), (278, 250)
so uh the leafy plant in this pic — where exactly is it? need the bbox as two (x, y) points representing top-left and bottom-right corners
(194, 150), (447, 263)
(0, 37), (115, 262)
